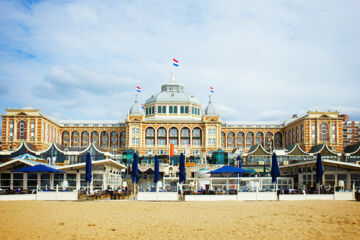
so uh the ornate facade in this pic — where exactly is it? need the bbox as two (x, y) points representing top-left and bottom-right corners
(1, 75), (344, 156)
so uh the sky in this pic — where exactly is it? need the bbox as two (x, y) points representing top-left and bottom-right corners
(0, 0), (359, 124)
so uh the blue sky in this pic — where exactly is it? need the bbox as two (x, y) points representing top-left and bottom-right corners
(0, 0), (359, 123)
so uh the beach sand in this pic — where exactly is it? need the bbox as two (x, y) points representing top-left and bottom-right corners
(0, 200), (359, 239)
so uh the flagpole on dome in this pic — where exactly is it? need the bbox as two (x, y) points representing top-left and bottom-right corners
(171, 58), (179, 81)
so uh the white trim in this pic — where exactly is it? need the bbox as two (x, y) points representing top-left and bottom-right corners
(286, 144), (309, 155)
(58, 159), (126, 170)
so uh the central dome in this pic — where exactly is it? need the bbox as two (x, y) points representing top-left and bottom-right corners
(145, 75), (200, 105)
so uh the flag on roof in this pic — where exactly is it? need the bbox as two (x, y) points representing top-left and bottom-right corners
(173, 58), (179, 67)
(141, 104), (144, 109)
(136, 86), (141, 93)
(210, 86), (214, 93)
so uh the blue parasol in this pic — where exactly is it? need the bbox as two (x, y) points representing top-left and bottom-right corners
(85, 152), (92, 183)
(316, 153), (323, 183)
(132, 152), (139, 184)
(154, 155), (160, 183)
(270, 153), (280, 183)
(179, 153), (186, 184)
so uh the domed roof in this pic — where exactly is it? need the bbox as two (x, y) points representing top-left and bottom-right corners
(144, 74), (200, 105)
(129, 100), (142, 115)
(204, 95), (218, 115)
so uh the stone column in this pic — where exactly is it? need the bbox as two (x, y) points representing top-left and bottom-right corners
(76, 172), (81, 191)
(23, 173), (27, 190)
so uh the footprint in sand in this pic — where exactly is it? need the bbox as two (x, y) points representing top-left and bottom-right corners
(58, 222), (64, 226)
(88, 223), (96, 227)
(110, 228), (116, 231)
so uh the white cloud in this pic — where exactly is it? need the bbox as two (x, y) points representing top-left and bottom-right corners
(0, 0), (359, 121)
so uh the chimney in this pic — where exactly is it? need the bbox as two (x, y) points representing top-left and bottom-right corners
(292, 114), (298, 118)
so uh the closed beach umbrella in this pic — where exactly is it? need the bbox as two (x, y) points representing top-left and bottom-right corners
(154, 155), (160, 183)
(179, 153), (186, 184)
(316, 153), (323, 183)
(132, 153), (139, 184)
(237, 155), (242, 168)
(85, 152), (92, 183)
(270, 153), (280, 183)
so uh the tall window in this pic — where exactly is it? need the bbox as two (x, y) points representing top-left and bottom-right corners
(157, 127), (166, 145)
(162, 106), (166, 113)
(265, 132), (273, 149)
(274, 132), (282, 148)
(169, 106), (173, 114)
(120, 131), (126, 147)
(221, 132), (226, 148)
(71, 131), (79, 147)
(227, 132), (235, 148)
(185, 106), (189, 113)
(18, 120), (27, 140)
(158, 106), (162, 113)
(101, 131), (109, 148)
(174, 106), (178, 113)
(300, 125), (304, 143)
(146, 127), (155, 146)
(30, 121), (35, 142)
(9, 120), (14, 141)
(312, 123), (316, 142)
(169, 127), (178, 145)
(91, 131), (99, 145)
(192, 128), (201, 146)
(181, 128), (190, 146)
(255, 132), (263, 145)
(332, 123), (336, 142)
(62, 131), (70, 146)
(246, 132), (254, 148)
(111, 131), (118, 148)
(321, 123), (329, 141)
(81, 131), (89, 146)
(237, 132), (244, 148)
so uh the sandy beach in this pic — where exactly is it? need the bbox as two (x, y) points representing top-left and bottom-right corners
(0, 200), (359, 239)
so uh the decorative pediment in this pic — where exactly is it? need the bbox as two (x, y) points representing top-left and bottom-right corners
(320, 114), (329, 118)
(17, 112), (27, 116)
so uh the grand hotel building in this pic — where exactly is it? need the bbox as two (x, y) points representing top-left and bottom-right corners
(1, 75), (344, 160)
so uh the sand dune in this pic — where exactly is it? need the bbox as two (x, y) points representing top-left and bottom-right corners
(0, 200), (359, 239)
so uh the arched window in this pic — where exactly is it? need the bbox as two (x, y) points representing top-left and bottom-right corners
(288, 130), (291, 146)
(152, 106), (155, 114)
(255, 132), (263, 146)
(227, 132), (235, 148)
(221, 132), (226, 148)
(246, 132), (254, 148)
(71, 131), (79, 147)
(169, 127), (178, 145)
(162, 106), (166, 113)
(192, 128), (202, 146)
(62, 131), (70, 146)
(145, 127), (155, 146)
(265, 132), (273, 149)
(157, 127), (166, 146)
(169, 106), (173, 114)
(237, 132), (245, 148)
(185, 106), (189, 113)
(101, 131), (109, 148)
(301, 125), (305, 143)
(274, 132), (282, 148)
(181, 127), (190, 146)
(174, 106), (178, 113)
(158, 106), (162, 114)
(296, 127), (299, 143)
(321, 123), (329, 141)
(180, 106), (184, 114)
(120, 131), (126, 147)
(111, 131), (118, 148)
(91, 131), (99, 145)
(81, 131), (89, 146)
(292, 129), (295, 145)
(17, 120), (27, 140)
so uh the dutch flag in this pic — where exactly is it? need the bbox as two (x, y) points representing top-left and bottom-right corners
(173, 58), (179, 67)
(141, 104), (144, 109)
(210, 86), (214, 93)
(136, 86), (141, 93)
